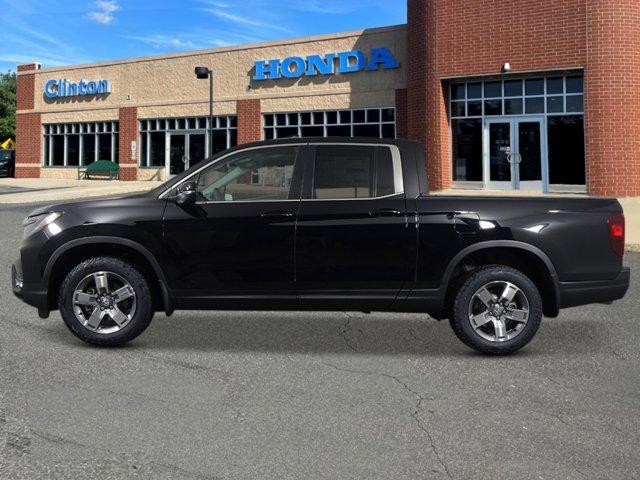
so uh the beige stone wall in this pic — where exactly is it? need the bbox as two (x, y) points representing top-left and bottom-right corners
(41, 109), (119, 123)
(138, 168), (166, 182)
(40, 167), (78, 179)
(618, 197), (640, 247)
(23, 25), (406, 118)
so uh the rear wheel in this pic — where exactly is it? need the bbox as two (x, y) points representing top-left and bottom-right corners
(449, 265), (542, 354)
(58, 257), (153, 346)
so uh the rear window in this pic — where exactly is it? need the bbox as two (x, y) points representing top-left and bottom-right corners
(312, 145), (399, 200)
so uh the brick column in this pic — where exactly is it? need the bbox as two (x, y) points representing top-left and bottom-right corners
(585, 0), (640, 197)
(236, 99), (262, 144)
(407, 0), (450, 191)
(395, 88), (408, 139)
(15, 64), (41, 178)
(118, 107), (138, 181)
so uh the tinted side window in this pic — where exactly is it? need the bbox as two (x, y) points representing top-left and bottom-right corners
(195, 146), (297, 202)
(312, 145), (398, 200)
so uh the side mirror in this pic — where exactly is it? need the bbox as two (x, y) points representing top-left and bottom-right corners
(172, 181), (197, 206)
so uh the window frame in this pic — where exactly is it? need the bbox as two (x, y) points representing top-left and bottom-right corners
(263, 108), (396, 141)
(42, 121), (119, 167)
(300, 143), (404, 201)
(138, 115), (238, 168)
(159, 144), (305, 204)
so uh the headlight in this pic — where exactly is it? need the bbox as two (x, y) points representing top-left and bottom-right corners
(23, 212), (64, 238)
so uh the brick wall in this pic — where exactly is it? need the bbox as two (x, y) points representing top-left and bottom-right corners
(395, 89), (408, 139)
(16, 65), (41, 178)
(585, 0), (640, 197)
(118, 107), (138, 181)
(236, 99), (262, 144)
(407, 0), (589, 192)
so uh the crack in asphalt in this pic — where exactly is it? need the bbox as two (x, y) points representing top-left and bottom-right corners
(339, 313), (358, 353)
(321, 361), (453, 479)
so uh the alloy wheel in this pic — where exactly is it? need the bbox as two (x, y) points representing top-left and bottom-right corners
(72, 271), (137, 334)
(467, 280), (530, 342)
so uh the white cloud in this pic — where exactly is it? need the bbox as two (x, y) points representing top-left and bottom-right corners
(125, 34), (197, 50)
(87, 0), (120, 25)
(203, 8), (292, 34)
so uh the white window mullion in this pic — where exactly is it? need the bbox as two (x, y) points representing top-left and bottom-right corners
(63, 133), (68, 166)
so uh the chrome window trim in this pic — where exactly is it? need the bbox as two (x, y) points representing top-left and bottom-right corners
(157, 143), (301, 200)
(159, 142), (405, 202)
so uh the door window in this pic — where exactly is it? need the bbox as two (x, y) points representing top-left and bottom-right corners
(312, 145), (399, 199)
(195, 146), (298, 202)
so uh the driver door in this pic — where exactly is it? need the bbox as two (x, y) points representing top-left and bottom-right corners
(162, 144), (304, 309)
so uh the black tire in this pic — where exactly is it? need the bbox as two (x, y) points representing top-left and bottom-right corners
(449, 265), (543, 355)
(58, 256), (153, 346)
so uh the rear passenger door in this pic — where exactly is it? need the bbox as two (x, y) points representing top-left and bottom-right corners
(295, 143), (411, 310)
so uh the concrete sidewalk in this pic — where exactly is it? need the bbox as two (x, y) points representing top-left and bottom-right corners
(0, 178), (161, 204)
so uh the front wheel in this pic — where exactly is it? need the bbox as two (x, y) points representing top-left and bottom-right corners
(58, 257), (153, 346)
(449, 266), (543, 354)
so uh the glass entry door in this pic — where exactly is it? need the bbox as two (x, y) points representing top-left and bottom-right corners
(484, 117), (545, 191)
(167, 131), (206, 177)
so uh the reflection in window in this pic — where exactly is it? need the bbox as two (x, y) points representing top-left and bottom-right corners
(548, 116), (585, 185)
(139, 116), (237, 167)
(196, 146), (298, 202)
(43, 122), (119, 166)
(312, 145), (397, 200)
(452, 119), (483, 182)
(263, 108), (395, 140)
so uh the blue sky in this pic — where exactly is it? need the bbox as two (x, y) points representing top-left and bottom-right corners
(0, 0), (406, 73)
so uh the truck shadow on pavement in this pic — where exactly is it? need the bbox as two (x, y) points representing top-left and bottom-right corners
(40, 310), (607, 357)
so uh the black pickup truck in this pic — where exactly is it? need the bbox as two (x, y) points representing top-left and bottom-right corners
(12, 138), (630, 354)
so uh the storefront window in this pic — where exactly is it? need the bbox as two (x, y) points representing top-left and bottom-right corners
(450, 74), (585, 188)
(452, 119), (483, 182)
(263, 108), (395, 140)
(139, 116), (237, 167)
(43, 122), (119, 166)
(548, 116), (585, 185)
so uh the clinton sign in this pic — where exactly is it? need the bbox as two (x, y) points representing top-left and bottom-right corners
(253, 47), (400, 81)
(44, 79), (111, 99)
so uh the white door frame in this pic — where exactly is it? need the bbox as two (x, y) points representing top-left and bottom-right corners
(166, 130), (207, 178)
(514, 116), (547, 192)
(483, 118), (514, 190)
(483, 117), (548, 192)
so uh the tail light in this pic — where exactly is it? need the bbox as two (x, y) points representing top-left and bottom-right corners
(608, 213), (625, 257)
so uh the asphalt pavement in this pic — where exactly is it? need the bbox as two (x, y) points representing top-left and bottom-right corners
(0, 203), (638, 479)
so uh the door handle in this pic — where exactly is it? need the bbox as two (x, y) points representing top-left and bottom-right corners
(369, 208), (402, 217)
(260, 211), (294, 219)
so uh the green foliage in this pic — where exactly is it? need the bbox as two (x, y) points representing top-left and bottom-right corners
(0, 71), (17, 141)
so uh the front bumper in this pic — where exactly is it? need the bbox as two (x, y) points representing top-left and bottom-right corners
(12, 261), (49, 317)
(559, 267), (631, 309)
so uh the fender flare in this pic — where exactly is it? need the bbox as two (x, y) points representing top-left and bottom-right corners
(43, 236), (174, 316)
(439, 240), (560, 316)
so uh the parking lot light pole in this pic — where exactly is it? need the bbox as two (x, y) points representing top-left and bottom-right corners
(194, 66), (213, 158)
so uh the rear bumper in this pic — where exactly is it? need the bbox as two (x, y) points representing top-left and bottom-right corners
(12, 261), (49, 315)
(558, 267), (630, 309)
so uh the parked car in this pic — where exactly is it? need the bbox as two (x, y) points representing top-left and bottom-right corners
(0, 149), (15, 177)
(12, 138), (630, 354)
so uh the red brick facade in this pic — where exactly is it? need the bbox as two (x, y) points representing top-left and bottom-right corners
(236, 99), (262, 144)
(118, 107), (138, 181)
(584, 0), (640, 197)
(407, 0), (639, 196)
(394, 89), (408, 140)
(13, 2), (640, 196)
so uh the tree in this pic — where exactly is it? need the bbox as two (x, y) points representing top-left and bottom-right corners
(0, 71), (17, 141)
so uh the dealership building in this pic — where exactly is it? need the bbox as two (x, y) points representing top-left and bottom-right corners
(14, 0), (640, 198)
